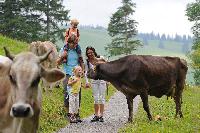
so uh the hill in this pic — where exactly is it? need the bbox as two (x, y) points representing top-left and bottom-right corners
(57, 28), (191, 58)
(0, 35), (28, 54)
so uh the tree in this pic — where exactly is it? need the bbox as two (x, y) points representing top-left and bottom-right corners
(0, 0), (69, 43)
(106, 0), (141, 56)
(161, 34), (166, 41)
(186, 0), (200, 85)
(0, 0), (45, 42)
(174, 33), (182, 42)
(33, 0), (70, 43)
(36, 0), (69, 42)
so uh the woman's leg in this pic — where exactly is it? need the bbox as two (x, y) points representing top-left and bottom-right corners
(99, 81), (107, 117)
(100, 104), (104, 116)
(94, 104), (100, 116)
(91, 81), (100, 122)
(91, 81), (100, 116)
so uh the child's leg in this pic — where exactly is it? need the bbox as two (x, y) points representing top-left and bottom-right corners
(62, 44), (68, 63)
(75, 44), (82, 55)
(75, 94), (79, 114)
(69, 94), (79, 123)
(76, 44), (84, 70)
(69, 94), (76, 115)
(74, 93), (82, 122)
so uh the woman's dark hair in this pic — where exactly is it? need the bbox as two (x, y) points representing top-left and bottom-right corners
(85, 46), (100, 58)
(85, 46), (100, 69)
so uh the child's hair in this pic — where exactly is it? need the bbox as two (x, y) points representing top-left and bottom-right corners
(70, 19), (79, 26)
(73, 66), (82, 75)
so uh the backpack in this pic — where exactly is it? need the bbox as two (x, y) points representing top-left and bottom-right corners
(67, 28), (80, 38)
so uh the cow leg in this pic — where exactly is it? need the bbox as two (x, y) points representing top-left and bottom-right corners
(126, 96), (133, 122)
(174, 82), (184, 118)
(140, 92), (152, 120)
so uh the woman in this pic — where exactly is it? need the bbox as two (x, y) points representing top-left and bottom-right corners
(85, 46), (107, 122)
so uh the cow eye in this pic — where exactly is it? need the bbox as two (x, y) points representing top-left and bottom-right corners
(31, 76), (40, 87)
(9, 75), (16, 84)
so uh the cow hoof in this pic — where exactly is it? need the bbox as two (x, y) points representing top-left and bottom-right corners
(128, 118), (133, 122)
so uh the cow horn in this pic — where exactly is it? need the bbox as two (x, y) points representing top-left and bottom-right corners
(3, 47), (15, 60)
(39, 49), (52, 62)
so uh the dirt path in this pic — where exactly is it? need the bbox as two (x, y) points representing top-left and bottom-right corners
(56, 91), (140, 133)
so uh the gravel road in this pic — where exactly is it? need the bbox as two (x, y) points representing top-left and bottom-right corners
(56, 91), (140, 133)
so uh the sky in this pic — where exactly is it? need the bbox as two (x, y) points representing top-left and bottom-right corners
(63, 0), (195, 36)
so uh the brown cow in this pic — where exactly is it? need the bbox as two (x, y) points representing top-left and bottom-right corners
(87, 55), (188, 122)
(29, 41), (60, 91)
(0, 47), (65, 133)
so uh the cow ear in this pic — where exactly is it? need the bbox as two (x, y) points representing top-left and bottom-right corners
(0, 56), (12, 77)
(41, 67), (65, 83)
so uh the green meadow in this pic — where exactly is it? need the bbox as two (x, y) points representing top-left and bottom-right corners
(119, 85), (200, 133)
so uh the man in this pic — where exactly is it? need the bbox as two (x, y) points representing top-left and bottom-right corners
(57, 35), (84, 122)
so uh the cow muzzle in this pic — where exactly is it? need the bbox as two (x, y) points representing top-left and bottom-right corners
(10, 103), (34, 118)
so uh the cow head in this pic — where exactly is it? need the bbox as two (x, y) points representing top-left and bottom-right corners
(3, 47), (65, 118)
(87, 65), (100, 80)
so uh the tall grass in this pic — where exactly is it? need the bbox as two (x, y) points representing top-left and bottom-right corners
(0, 35), (28, 54)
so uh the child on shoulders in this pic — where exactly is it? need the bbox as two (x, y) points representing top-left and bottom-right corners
(62, 19), (82, 63)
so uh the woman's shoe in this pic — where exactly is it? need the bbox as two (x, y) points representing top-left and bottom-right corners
(99, 116), (104, 122)
(90, 115), (99, 122)
(75, 114), (82, 123)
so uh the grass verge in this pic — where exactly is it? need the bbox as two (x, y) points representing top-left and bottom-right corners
(119, 85), (200, 133)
